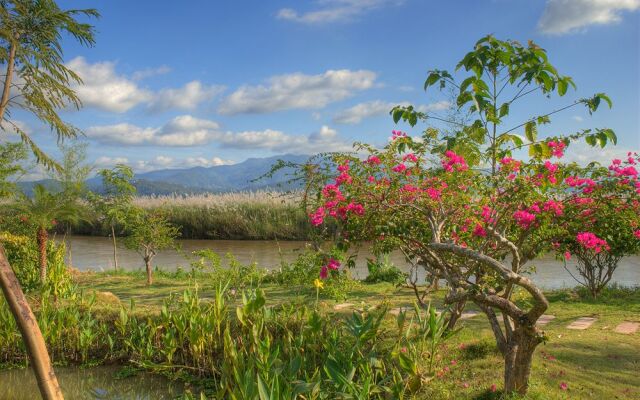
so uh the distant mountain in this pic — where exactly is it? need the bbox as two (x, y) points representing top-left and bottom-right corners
(19, 154), (311, 196)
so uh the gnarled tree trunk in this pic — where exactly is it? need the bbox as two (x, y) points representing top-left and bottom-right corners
(0, 245), (64, 399)
(503, 325), (541, 394)
(144, 253), (153, 285)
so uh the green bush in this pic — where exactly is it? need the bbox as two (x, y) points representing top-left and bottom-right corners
(0, 232), (71, 296)
(364, 254), (407, 285)
(189, 249), (266, 291)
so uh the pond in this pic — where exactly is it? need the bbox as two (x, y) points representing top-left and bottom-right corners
(0, 366), (185, 399)
(60, 235), (640, 290)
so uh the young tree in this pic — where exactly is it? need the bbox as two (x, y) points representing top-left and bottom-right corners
(124, 209), (179, 285)
(556, 156), (640, 298)
(12, 184), (83, 282)
(88, 164), (136, 270)
(0, 1), (98, 398)
(307, 36), (619, 395)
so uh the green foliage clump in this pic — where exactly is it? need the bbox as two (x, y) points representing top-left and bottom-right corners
(189, 249), (266, 291)
(0, 232), (71, 296)
(364, 254), (407, 285)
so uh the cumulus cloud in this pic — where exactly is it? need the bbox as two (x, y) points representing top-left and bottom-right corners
(93, 154), (234, 173)
(67, 57), (222, 113)
(277, 0), (405, 24)
(563, 141), (638, 165)
(218, 69), (377, 115)
(86, 115), (222, 147)
(538, 0), (640, 35)
(86, 116), (351, 153)
(67, 57), (152, 113)
(131, 65), (172, 80)
(333, 100), (451, 124)
(148, 81), (225, 112)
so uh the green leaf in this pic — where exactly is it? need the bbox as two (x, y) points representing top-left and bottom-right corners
(257, 375), (270, 400)
(525, 121), (537, 142)
(558, 78), (568, 96)
(498, 103), (509, 118)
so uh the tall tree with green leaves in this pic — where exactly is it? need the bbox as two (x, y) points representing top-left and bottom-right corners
(12, 184), (83, 282)
(0, 1), (98, 398)
(124, 209), (179, 285)
(88, 164), (136, 270)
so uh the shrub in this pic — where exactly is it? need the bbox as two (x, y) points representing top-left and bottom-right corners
(364, 254), (407, 285)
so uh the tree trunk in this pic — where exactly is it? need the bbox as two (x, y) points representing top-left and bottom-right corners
(144, 256), (153, 285)
(503, 326), (540, 395)
(111, 224), (118, 271)
(0, 245), (64, 400)
(0, 40), (16, 118)
(37, 227), (48, 283)
(446, 300), (466, 331)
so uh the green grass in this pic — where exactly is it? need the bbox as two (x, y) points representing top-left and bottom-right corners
(74, 270), (640, 399)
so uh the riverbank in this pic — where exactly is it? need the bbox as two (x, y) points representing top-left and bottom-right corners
(70, 192), (321, 240)
(3, 270), (637, 399)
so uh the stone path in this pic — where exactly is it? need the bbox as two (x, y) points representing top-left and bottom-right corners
(567, 317), (596, 330)
(333, 303), (353, 311)
(460, 311), (479, 320)
(536, 315), (556, 326)
(614, 321), (639, 334)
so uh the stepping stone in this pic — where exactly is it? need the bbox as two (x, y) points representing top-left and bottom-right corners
(460, 311), (479, 320)
(537, 315), (556, 326)
(333, 303), (353, 311)
(614, 321), (639, 334)
(567, 317), (596, 330)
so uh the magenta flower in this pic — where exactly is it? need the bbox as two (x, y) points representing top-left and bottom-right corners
(576, 231), (610, 253)
(392, 163), (407, 173)
(634, 230), (640, 239)
(559, 382), (568, 390)
(513, 210), (536, 229)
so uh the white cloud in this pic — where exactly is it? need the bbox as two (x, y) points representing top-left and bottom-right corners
(148, 81), (225, 112)
(93, 154), (234, 173)
(572, 115), (584, 122)
(333, 100), (451, 124)
(67, 57), (152, 113)
(218, 69), (377, 114)
(67, 58), (222, 113)
(132, 65), (172, 80)
(277, 0), (404, 24)
(86, 115), (222, 147)
(538, 0), (640, 35)
(563, 141), (637, 165)
(218, 125), (352, 153)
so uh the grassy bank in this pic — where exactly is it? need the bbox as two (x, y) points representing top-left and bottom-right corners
(71, 192), (318, 240)
(3, 268), (638, 399)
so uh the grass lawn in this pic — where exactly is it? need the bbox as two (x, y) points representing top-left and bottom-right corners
(74, 270), (640, 399)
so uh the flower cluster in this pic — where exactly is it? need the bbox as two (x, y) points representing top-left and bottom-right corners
(576, 232), (610, 253)
(320, 258), (341, 279)
(441, 150), (468, 172)
(391, 130), (407, 140)
(547, 140), (566, 158)
(513, 209), (536, 229)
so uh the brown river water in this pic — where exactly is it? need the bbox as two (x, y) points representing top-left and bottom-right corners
(60, 235), (640, 290)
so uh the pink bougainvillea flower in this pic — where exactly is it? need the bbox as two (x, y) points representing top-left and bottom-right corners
(391, 130), (407, 140)
(366, 155), (382, 165)
(576, 231), (610, 253)
(441, 150), (468, 172)
(513, 210), (536, 229)
(564, 251), (571, 261)
(473, 224), (487, 237)
(403, 153), (419, 163)
(490, 384), (497, 393)
(634, 230), (640, 239)
(392, 163), (407, 173)
(319, 265), (328, 279)
(559, 382), (568, 390)
(326, 258), (341, 270)
(547, 140), (566, 158)
(335, 172), (352, 185)
(310, 207), (325, 226)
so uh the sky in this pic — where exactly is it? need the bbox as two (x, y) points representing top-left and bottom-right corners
(11, 0), (640, 175)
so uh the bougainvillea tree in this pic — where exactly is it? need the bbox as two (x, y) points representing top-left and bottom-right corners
(555, 153), (640, 298)
(305, 36), (629, 395)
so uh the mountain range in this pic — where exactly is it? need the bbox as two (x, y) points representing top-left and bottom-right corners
(19, 154), (311, 196)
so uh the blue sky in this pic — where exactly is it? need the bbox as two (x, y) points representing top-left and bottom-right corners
(17, 0), (640, 174)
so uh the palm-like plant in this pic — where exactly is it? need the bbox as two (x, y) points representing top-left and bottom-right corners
(13, 184), (84, 282)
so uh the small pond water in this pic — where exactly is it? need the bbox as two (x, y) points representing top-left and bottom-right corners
(0, 365), (185, 399)
(60, 235), (640, 290)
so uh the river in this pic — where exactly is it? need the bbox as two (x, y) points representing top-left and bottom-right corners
(60, 235), (640, 290)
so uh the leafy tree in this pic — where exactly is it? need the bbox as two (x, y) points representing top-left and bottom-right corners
(555, 156), (640, 298)
(0, 2), (98, 396)
(88, 164), (135, 270)
(305, 36), (622, 395)
(12, 184), (83, 282)
(124, 209), (179, 285)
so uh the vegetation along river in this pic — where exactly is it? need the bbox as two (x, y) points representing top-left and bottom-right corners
(60, 235), (640, 290)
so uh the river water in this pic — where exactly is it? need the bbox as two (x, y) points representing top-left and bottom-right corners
(0, 366), (185, 399)
(60, 235), (640, 290)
